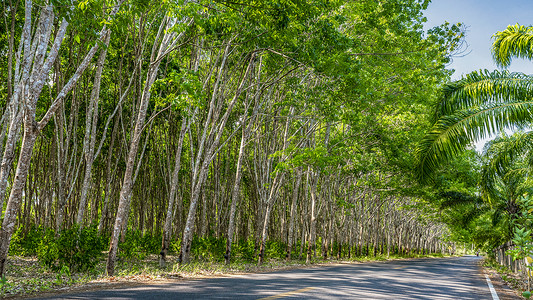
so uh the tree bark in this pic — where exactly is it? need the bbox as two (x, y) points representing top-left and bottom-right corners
(107, 15), (189, 275)
(306, 169), (318, 263)
(286, 170), (302, 261)
(161, 115), (190, 265)
(76, 31), (112, 225)
(179, 48), (254, 264)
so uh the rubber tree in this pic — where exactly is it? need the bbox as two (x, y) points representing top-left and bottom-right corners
(106, 13), (192, 275)
(0, 0), (125, 276)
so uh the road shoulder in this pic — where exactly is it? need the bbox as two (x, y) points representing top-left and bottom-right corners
(481, 262), (522, 299)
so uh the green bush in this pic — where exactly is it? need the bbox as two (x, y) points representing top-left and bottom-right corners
(141, 232), (162, 253)
(118, 230), (162, 260)
(118, 230), (146, 260)
(265, 241), (286, 260)
(233, 239), (255, 261)
(37, 225), (105, 272)
(170, 239), (182, 254)
(191, 236), (225, 262)
(10, 225), (44, 256)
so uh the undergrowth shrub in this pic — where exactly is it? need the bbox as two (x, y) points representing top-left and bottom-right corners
(191, 236), (226, 261)
(118, 230), (162, 260)
(141, 232), (162, 253)
(37, 224), (105, 272)
(265, 241), (286, 260)
(233, 239), (255, 261)
(170, 239), (182, 254)
(10, 225), (44, 256)
(118, 231), (146, 260)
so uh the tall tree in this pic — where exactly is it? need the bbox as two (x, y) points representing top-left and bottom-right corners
(0, 0), (125, 276)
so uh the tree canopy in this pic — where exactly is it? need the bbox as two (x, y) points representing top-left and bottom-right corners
(0, 0), (465, 279)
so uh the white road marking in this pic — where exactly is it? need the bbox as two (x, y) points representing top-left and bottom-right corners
(485, 274), (500, 300)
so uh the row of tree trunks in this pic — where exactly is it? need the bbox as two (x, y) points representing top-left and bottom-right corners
(0, 1), (456, 278)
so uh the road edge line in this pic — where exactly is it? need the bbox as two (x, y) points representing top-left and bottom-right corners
(485, 274), (500, 300)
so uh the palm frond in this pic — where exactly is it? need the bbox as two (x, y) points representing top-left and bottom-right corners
(503, 167), (530, 182)
(492, 209), (503, 226)
(479, 132), (533, 207)
(462, 206), (489, 225)
(439, 191), (482, 209)
(492, 24), (533, 68)
(436, 70), (533, 119)
(416, 100), (533, 182)
(480, 162), (503, 206)
(482, 131), (533, 174)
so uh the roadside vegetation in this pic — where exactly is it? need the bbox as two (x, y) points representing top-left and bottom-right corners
(4, 0), (529, 298)
(2, 226), (446, 298)
(415, 20), (533, 298)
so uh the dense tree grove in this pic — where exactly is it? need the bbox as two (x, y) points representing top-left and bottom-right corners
(1, 0), (463, 276)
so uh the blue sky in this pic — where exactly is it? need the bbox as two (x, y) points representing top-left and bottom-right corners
(424, 0), (533, 151)
(424, 0), (533, 79)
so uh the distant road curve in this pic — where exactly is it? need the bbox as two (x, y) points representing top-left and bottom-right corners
(37, 256), (499, 299)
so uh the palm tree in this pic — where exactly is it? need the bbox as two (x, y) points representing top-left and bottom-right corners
(434, 133), (533, 248)
(416, 24), (533, 181)
(479, 133), (533, 232)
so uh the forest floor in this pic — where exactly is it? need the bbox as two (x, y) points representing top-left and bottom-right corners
(1, 253), (446, 299)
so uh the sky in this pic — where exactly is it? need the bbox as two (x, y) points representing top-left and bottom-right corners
(423, 0), (533, 151)
(424, 0), (533, 79)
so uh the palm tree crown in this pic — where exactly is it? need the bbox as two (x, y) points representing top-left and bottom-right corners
(416, 24), (533, 182)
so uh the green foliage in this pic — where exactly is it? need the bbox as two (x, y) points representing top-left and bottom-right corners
(54, 266), (72, 285)
(232, 239), (255, 261)
(118, 230), (162, 260)
(492, 24), (533, 68)
(523, 291), (532, 299)
(170, 239), (182, 255)
(9, 225), (45, 257)
(506, 196), (533, 267)
(507, 227), (533, 262)
(417, 98), (533, 182)
(175, 237), (293, 263)
(152, 69), (205, 111)
(264, 241), (287, 260)
(37, 225), (106, 272)
(0, 276), (7, 291)
(191, 236), (226, 262)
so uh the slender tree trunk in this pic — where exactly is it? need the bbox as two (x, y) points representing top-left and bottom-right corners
(161, 116), (190, 265)
(76, 31), (112, 225)
(306, 170), (318, 263)
(0, 124), (37, 275)
(98, 113), (121, 234)
(286, 170), (301, 261)
(106, 14), (186, 276)
(258, 173), (285, 265)
(225, 123), (247, 264)
(180, 48), (254, 264)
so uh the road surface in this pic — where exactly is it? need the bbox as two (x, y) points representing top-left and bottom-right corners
(37, 256), (500, 299)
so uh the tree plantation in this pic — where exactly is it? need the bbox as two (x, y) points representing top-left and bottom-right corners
(1, 0), (480, 286)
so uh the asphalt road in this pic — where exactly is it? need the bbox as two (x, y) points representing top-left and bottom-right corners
(38, 256), (497, 299)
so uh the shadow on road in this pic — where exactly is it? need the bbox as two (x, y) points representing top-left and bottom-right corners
(37, 256), (491, 299)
